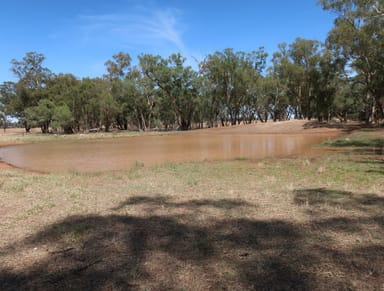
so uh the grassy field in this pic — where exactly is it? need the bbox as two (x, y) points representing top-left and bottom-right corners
(0, 124), (383, 290)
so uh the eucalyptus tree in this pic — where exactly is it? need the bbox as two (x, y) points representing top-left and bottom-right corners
(19, 73), (82, 134)
(203, 49), (238, 125)
(0, 110), (6, 132)
(96, 78), (118, 132)
(288, 38), (322, 119)
(198, 55), (225, 126)
(191, 74), (208, 128)
(104, 52), (132, 81)
(254, 76), (289, 122)
(332, 77), (361, 121)
(0, 82), (15, 131)
(9, 52), (52, 132)
(121, 68), (158, 131)
(11, 52), (52, 90)
(310, 49), (345, 121)
(270, 44), (295, 119)
(0, 82), (16, 118)
(270, 39), (343, 121)
(51, 103), (74, 133)
(104, 52), (132, 131)
(319, 0), (384, 122)
(242, 48), (269, 123)
(201, 48), (267, 125)
(25, 98), (54, 133)
(77, 77), (103, 131)
(43, 74), (79, 133)
(139, 53), (199, 130)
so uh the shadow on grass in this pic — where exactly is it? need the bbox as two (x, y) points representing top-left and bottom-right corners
(303, 121), (365, 133)
(294, 188), (384, 211)
(0, 216), (308, 290)
(367, 170), (384, 175)
(356, 159), (384, 165)
(355, 159), (384, 174)
(112, 195), (252, 211)
(325, 138), (384, 148)
(292, 188), (384, 289)
(1, 193), (384, 290)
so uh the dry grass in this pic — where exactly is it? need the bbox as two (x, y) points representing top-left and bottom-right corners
(0, 123), (384, 290)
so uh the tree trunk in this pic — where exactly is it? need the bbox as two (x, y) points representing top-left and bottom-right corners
(140, 112), (147, 131)
(23, 120), (31, 133)
(104, 112), (110, 132)
(179, 118), (190, 130)
(63, 126), (74, 134)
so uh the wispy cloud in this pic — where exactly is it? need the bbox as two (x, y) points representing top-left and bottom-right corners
(75, 7), (185, 51)
(46, 5), (195, 77)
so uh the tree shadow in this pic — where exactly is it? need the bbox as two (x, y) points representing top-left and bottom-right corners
(292, 188), (384, 289)
(354, 159), (384, 174)
(294, 188), (384, 212)
(303, 121), (365, 133)
(321, 132), (384, 157)
(356, 159), (384, 165)
(1, 193), (384, 290)
(324, 138), (384, 148)
(0, 215), (310, 290)
(325, 142), (384, 157)
(112, 195), (253, 211)
(367, 170), (384, 175)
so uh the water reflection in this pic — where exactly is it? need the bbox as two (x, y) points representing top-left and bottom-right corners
(0, 131), (337, 173)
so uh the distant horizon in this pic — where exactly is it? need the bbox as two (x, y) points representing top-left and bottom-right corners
(1, 0), (335, 82)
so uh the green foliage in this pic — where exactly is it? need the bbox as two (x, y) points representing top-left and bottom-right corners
(201, 48), (268, 125)
(52, 103), (74, 133)
(11, 52), (52, 90)
(25, 98), (55, 133)
(2, 6), (384, 134)
(324, 136), (384, 148)
(99, 90), (119, 132)
(104, 52), (132, 80)
(139, 53), (198, 130)
(319, 0), (384, 122)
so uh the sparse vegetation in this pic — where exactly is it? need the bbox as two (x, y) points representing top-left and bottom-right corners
(1, 0), (383, 288)
(0, 127), (383, 290)
(324, 133), (384, 148)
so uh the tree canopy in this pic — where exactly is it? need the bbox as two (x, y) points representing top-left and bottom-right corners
(1, 1), (383, 133)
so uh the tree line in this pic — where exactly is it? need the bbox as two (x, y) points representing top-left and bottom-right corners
(1, 0), (383, 133)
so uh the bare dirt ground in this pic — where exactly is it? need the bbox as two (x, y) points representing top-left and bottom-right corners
(1, 120), (383, 290)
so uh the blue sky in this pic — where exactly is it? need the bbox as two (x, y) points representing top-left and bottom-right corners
(1, 0), (335, 82)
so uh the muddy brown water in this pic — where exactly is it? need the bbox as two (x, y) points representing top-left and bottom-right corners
(0, 130), (339, 173)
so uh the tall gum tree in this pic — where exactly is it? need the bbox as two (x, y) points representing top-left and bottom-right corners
(9, 52), (52, 132)
(139, 53), (198, 130)
(201, 48), (267, 125)
(104, 52), (132, 131)
(319, 0), (384, 122)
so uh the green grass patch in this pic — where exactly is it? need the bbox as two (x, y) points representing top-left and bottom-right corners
(324, 128), (384, 148)
(324, 137), (384, 147)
